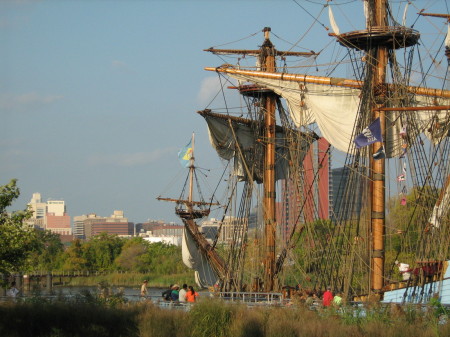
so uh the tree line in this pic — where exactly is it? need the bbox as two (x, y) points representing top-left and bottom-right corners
(0, 179), (189, 278)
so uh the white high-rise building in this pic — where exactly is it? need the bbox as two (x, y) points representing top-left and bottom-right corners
(47, 200), (66, 216)
(27, 193), (71, 235)
(29, 193), (46, 219)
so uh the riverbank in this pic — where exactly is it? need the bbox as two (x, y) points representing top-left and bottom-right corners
(0, 297), (448, 337)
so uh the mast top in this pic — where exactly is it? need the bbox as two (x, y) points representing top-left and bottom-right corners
(204, 27), (316, 57)
(263, 27), (271, 40)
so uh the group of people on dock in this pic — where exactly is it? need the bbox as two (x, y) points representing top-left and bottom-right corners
(291, 285), (343, 308)
(161, 283), (199, 303)
(322, 286), (342, 307)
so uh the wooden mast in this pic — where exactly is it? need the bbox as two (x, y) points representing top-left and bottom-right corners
(370, 0), (388, 295)
(331, 0), (420, 295)
(188, 133), (195, 208)
(261, 27), (277, 292)
(205, 28), (315, 292)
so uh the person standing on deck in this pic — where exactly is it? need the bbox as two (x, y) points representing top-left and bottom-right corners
(333, 292), (343, 307)
(179, 284), (188, 303)
(162, 284), (173, 301)
(186, 285), (199, 303)
(395, 261), (411, 280)
(171, 284), (180, 301)
(322, 286), (333, 307)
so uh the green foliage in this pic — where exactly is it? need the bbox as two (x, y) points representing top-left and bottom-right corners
(138, 302), (188, 337)
(188, 298), (235, 337)
(0, 180), (191, 282)
(0, 179), (35, 276)
(61, 239), (88, 271)
(1, 298), (449, 337)
(386, 186), (438, 255)
(51, 234), (191, 283)
(29, 230), (65, 271)
(82, 233), (124, 271)
(140, 242), (189, 275)
(115, 237), (149, 272)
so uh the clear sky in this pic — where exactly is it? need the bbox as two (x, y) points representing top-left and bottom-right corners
(1, 0), (448, 224)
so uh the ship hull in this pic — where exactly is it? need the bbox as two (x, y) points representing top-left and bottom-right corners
(382, 260), (450, 305)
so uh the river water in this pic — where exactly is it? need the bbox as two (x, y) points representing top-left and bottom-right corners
(13, 286), (167, 302)
(10, 285), (210, 303)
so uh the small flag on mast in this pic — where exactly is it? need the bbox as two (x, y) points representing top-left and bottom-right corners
(354, 117), (383, 149)
(178, 140), (193, 167)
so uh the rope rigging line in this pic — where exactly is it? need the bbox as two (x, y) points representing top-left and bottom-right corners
(292, 0), (330, 32)
(206, 30), (261, 49)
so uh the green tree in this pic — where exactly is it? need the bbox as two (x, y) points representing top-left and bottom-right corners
(29, 230), (65, 271)
(82, 233), (124, 271)
(61, 239), (88, 271)
(0, 179), (35, 276)
(386, 186), (438, 255)
(140, 242), (189, 275)
(115, 237), (149, 272)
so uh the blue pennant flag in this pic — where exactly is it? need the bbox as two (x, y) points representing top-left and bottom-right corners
(354, 117), (383, 149)
(178, 140), (192, 167)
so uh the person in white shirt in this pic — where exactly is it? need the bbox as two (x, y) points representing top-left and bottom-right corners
(395, 260), (411, 280)
(7, 281), (19, 298)
(178, 284), (188, 302)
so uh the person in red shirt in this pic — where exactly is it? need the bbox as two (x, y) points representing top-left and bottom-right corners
(185, 285), (199, 303)
(322, 286), (334, 307)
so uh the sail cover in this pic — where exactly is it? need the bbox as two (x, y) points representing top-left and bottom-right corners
(182, 227), (218, 288)
(226, 73), (450, 156)
(203, 113), (312, 183)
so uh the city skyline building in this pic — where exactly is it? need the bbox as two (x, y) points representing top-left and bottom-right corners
(303, 137), (331, 222)
(26, 192), (71, 235)
(331, 166), (364, 221)
(82, 211), (133, 239)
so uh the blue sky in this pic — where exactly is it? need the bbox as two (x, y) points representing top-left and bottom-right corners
(1, 0), (448, 224)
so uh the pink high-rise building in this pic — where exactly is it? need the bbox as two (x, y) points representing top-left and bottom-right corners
(27, 193), (72, 236)
(303, 137), (331, 222)
(46, 213), (71, 235)
(277, 138), (331, 242)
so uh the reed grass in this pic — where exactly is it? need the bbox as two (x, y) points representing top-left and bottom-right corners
(0, 295), (448, 337)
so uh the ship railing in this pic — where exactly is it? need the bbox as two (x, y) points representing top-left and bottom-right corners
(216, 291), (287, 306)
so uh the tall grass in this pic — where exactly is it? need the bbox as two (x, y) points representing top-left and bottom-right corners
(188, 299), (235, 337)
(0, 295), (448, 337)
(0, 302), (139, 337)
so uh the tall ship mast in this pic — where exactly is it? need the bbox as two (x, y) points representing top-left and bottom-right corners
(161, 0), (450, 304)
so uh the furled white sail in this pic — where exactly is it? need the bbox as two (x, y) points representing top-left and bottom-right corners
(203, 113), (312, 183)
(227, 72), (361, 154)
(428, 177), (450, 228)
(414, 95), (450, 143)
(402, 2), (409, 26)
(363, 0), (369, 27)
(446, 24), (450, 48)
(226, 72), (449, 156)
(328, 4), (340, 35)
(182, 227), (218, 288)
